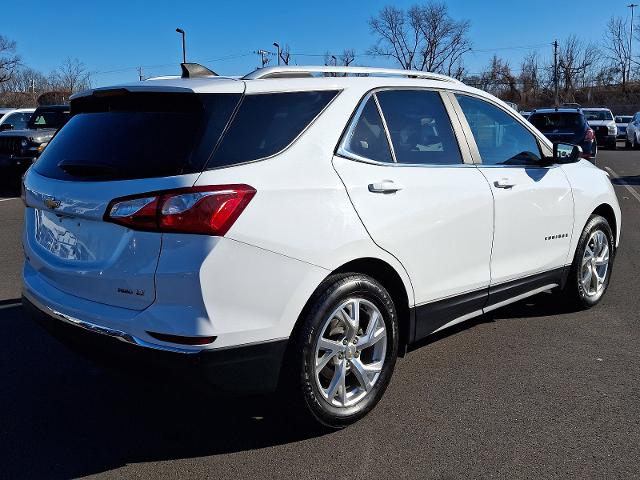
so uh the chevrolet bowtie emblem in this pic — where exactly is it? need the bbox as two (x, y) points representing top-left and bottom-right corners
(44, 198), (61, 210)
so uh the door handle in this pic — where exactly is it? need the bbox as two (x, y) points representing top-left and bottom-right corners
(368, 180), (403, 193)
(494, 179), (516, 189)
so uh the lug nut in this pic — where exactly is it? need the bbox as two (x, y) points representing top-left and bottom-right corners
(342, 339), (348, 345)
(355, 351), (360, 357)
(353, 337), (358, 344)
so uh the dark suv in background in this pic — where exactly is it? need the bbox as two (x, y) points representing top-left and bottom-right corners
(528, 108), (596, 161)
(0, 105), (70, 188)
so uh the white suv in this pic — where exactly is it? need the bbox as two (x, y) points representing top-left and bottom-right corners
(22, 65), (621, 428)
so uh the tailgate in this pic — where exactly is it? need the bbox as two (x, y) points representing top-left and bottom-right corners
(23, 171), (200, 310)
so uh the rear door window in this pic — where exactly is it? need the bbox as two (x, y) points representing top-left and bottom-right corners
(376, 90), (462, 165)
(33, 92), (240, 181)
(207, 90), (339, 169)
(341, 96), (393, 163)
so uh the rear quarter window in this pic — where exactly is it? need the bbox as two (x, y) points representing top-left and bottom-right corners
(207, 90), (339, 169)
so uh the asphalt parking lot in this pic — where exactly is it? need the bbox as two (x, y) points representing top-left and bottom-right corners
(1, 149), (639, 479)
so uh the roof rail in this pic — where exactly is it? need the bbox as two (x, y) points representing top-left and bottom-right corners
(242, 66), (463, 84)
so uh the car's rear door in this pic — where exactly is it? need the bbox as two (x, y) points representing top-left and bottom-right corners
(332, 88), (494, 340)
(452, 93), (574, 309)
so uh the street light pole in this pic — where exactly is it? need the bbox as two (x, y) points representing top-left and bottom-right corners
(176, 28), (186, 63)
(273, 42), (281, 66)
(628, 4), (638, 83)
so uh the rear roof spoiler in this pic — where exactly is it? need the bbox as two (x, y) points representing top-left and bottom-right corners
(180, 63), (218, 78)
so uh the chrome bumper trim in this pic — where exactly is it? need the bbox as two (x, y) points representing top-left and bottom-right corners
(23, 289), (199, 355)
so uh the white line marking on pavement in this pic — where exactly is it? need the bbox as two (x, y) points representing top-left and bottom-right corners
(604, 166), (640, 204)
(0, 197), (20, 203)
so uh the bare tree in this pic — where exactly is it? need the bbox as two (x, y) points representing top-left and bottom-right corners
(479, 55), (518, 100)
(49, 57), (91, 93)
(279, 44), (291, 65)
(369, 1), (471, 75)
(340, 48), (356, 66)
(558, 35), (600, 100)
(519, 51), (541, 103)
(603, 16), (631, 88)
(0, 35), (21, 83)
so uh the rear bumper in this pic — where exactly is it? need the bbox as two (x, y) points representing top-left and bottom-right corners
(23, 294), (288, 394)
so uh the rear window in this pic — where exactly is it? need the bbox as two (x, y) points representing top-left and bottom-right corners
(207, 90), (339, 169)
(28, 109), (69, 130)
(34, 92), (241, 181)
(529, 112), (585, 132)
(583, 110), (613, 121)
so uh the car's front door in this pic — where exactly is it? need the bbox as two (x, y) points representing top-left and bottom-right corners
(332, 89), (494, 339)
(453, 94), (574, 309)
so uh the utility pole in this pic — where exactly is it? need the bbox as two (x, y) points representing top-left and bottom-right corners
(137, 67), (144, 81)
(256, 49), (270, 68)
(553, 40), (559, 107)
(628, 4), (637, 84)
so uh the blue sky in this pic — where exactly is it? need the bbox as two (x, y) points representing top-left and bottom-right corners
(2, 0), (637, 86)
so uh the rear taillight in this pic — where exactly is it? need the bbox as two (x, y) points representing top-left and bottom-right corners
(585, 128), (595, 141)
(105, 185), (256, 236)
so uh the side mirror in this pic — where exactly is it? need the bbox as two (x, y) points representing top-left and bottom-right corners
(552, 142), (582, 164)
(0, 123), (14, 131)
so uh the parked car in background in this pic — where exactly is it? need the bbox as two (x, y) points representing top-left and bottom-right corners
(625, 112), (640, 149)
(0, 108), (36, 131)
(582, 108), (617, 149)
(615, 115), (633, 140)
(0, 105), (70, 187)
(22, 65), (620, 428)
(528, 108), (597, 160)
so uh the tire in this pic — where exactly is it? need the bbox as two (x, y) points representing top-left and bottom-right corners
(625, 137), (632, 149)
(284, 273), (399, 428)
(607, 140), (617, 150)
(561, 215), (615, 309)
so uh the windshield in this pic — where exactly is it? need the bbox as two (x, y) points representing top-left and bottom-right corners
(583, 110), (613, 121)
(27, 109), (70, 130)
(529, 112), (585, 132)
(2, 112), (32, 130)
(616, 116), (633, 123)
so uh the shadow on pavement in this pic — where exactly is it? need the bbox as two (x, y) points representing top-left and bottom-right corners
(0, 303), (326, 479)
(1, 290), (578, 478)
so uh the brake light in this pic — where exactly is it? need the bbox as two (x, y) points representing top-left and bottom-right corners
(585, 128), (595, 141)
(105, 185), (256, 235)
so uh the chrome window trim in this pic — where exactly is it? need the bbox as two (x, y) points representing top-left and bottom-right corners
(336, 86), (473, 167)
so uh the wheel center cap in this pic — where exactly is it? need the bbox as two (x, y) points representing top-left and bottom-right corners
(345, 345), (356, 359)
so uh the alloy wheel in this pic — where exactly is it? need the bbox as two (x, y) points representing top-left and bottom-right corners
(313, 298), (387, 408)
(580, 230), (610, 298)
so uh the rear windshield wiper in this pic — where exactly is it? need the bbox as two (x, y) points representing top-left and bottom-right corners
(57, 160), (119, 179)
